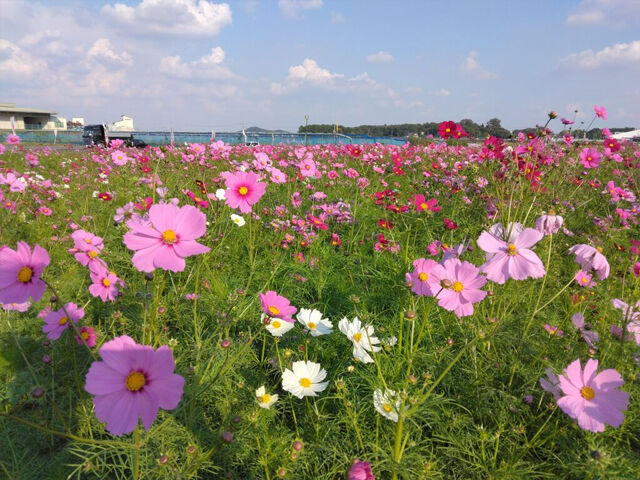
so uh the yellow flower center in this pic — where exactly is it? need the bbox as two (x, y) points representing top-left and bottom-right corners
(383, 403), (393, 412)
(260, 394), (271, 403)
(581, 278), (587, 284)
(308, 322), (317, 330)
(587, 156), (592, 162)
(102, 278), (111, 287)
(162, 229), (177, 244)
(268, 305), (280, 316)
(126, 371), (146, 392)
(353, 332), (362, 342)
(596, 246), (603, 253)
(420, 203), (428, 210)
(271, 320), (281, 329)
(17, 267), (33, 283)
(418, 272), (428, 282)
(452, 281), (464, 292)
(299, 378), (311, 388)
(88, 251), (98, 258)
(507, 243), (517, 256)
(81, 331), (89, 340)
(445, 127), (451, 133)
(580, 386), (595, 400)
(84, 238), (91, 244)
(238, 186), (249, 195)
(58, 316), (68, 326)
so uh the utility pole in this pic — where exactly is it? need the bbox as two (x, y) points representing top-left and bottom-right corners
(304, 114), (309, 146)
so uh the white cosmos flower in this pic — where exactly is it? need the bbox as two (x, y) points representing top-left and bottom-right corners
(255, 385), (278, 409)
(296, 308), (333, 336)
(282, 360), (328, 399)
(215, 188), (226, 200)
(230, 214), (246, 226)
(373, 388), (402, 422)
(264, 315), (295, 337)
(338, 317), (381, 364)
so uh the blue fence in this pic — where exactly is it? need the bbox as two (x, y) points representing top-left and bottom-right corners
(0, 130), (407, 146)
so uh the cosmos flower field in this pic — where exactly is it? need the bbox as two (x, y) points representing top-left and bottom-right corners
(1, 118), (639, 479)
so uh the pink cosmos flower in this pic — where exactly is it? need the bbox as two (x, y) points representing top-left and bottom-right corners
(556, 358), (628, 432)
(611, 298), (640, 345)
(221, 170), (266, 213)
(572, 313), (599, 347)
(269, 167), (287, 184)
(408, 258), (440, 296)
(260, 291), (297, 323)
(298, 157), (317, 177)
(579, 148), (601, 169)
(6, 133), (20, 145)
(89, 264), (122, 301)
(123, 204), (210, 273)
(477, 228), (545, 284)
(84, 335), (185, 436)
(75, 326), (97, 347)
(544, 324), (564, 337)
(42, 302), (84, 340)
(568, 244), (610, 280)
(411, 194), (441, 212)
(0, 242), (50, 304)
(539, 367), (562, 400)
(594, 105), (608, 121)
(0, 172), (27, 192)
(2, 301), (31, 312)
(574, 270), (595, 288)
(429, 258), (487, 318)
(535, 213), (563, 235)
(348, 460), (375, 480)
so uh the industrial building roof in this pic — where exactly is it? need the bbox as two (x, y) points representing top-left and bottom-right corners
(0, 103), (56, 115)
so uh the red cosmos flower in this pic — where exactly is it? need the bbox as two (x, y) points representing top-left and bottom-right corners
(330, 233), (342, 246)
(140, 165), (152, 174)
(184, 190), (209, 209)
(438, 121), (458, 139)
(604, 138), (621, 153)
(378, 219), (393, 229)
(526, 131), (536, 140)
(385, 204), (409, 214)
(443, 218), (458, 230)
(348, 145), (363, 156)
(307, 214), (328, 231)
(97, 192), (112, 201)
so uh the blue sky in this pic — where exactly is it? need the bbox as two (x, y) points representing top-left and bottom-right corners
(1, 0), (638, 132)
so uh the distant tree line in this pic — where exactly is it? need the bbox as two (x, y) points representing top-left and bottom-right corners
(299, 120), (635, 140)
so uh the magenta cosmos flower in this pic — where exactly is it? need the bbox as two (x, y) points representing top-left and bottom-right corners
(85, 335), (185, 436)
(75, 326), (97, 348)
(556, 358), (628, 432)
(123, 204), (210, 273)
(477, 228), (545, 284)
(348, 460), (375, 480)
(408, 258), (440, 296)
(579, 147), (601, 169)
(429, 258), (487, 318)
(594, 105), (608, 121)
(221, 170), (266, 213)
(0, 242), (50, 304)
(260, 290), (297, 323)
(568, 244), (610, 280)
(42, 302), (84, 340)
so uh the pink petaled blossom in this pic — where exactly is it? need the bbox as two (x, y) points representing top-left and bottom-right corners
(535, 213), (563, 235)
(269, 167), (287, 184)
(544, 324), (563, 336)
(6, 133), (20, 145)
(84, 335), (185, 436)
(89, 264), (121, 301)
(579, 147), (601, 169)
(307, 214), (328, 231)
(221, 170), (266, 213)
(572, 313), (599, 347)
(0, 242), (49, 304)
(409, 258), (440, 296)
(42, 302), (84, 341)
(348, 459), (375, 480)
(429, 258), (487, 318)
(556, 358), (628, 432)
(611, 298), (640, 345)
(426, 242), (440, 256)
(574, 270), (595, 288)
(259, 291), (297, 323)
(291, 191), (302, 207)
(111, 150), (129, 166)
(411, 194), (442, 212)
(563, 134), (574, 146)
(0, 172), (27, 192)
(123, 204), (210, 273)
(298, 157), (317, 177)
(253, 152), (272, 170)
(2, 301), (31, 312)
(568, 244), (610, 280)
(594, 105), (608, 121)
(477, 227), (545, 284)
(75, 326), (97, 347)
(539, 367), (562, 400)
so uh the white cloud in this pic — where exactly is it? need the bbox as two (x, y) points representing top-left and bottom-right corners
(279, 0), (322, 19)
(20, 30), (61, 47)
(429, 88), (450, 97)
(330, 11), (345, 24)
(102, 0), (232, 36)
(0, 39), (47, 78)
(366, 51), (393, 63)
(460, 51), (498, 80)
(559, 40), (640, 69)
(87, 38), (134, 66)
(566, 0), (640, 26)
(159, 47), (234, 79)
(287, 58), (343, 85)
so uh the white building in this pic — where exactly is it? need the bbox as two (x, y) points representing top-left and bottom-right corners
(108, 115), (135, 131)
(612, 129), (640, 141)
(0, 103), (65, 130)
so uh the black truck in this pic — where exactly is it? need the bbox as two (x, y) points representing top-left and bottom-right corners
(82, 124), (147, 147)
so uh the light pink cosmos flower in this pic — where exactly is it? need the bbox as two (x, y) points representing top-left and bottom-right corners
(611, 298), (640, 345)
(572, 313), (599, 347)
(0, 242), (50, 304)
(75, 326), (97, 347)
(6, 133), (20, 145)
(221, 170), (266, 213)
(0, 172), (27, 192)
(42, 302), (84, 340)
(477, 228), (545, 284)
(84, 335), (185, 436)
(123, 204), (210, 273)
(298, 157), (317, 177)
(259, 290), (297, 323)
(574, 270), (595, 288)
(539, 367), (562, 400)
(408, 258), (440, 296)
(2, 301), (31, 312)
(579, 147), (601, 169)
(429, 258), (487, 318)
(89, 264), (121, 301)
(69, 229), (105, 267)
(269, 167), (287, 184)
(594, 105), (608, 121)
(556, 358), (628, 432)
(568, 244), (610, 280)
(535, 213), (563, 236)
